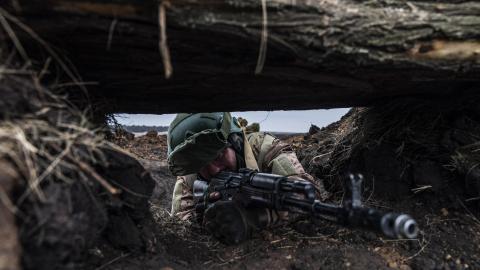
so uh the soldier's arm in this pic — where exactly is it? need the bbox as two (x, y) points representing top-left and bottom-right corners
(247, 132), (329, 200)
(171, 174), (197, 221)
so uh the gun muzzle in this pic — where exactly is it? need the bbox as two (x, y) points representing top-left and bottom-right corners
(381, 214), (418, 239)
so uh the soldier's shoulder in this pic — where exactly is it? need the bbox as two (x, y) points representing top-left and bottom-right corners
(246, 131), (277, 141)
(247, 132), (279, 158)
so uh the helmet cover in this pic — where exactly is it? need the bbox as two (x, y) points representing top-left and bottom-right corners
(167, 112), (242, 176)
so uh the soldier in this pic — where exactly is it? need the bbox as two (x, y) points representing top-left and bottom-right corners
(167, 112), (327, 244)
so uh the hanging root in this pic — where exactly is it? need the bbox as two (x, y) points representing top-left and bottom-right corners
(158, 1), (172, 79)
(255, 0), (268, 75)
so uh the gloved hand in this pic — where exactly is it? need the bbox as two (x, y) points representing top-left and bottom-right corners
(203, 200), (252, 245)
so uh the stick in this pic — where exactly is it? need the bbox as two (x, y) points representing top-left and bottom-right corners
(255, 0), (268, 75)
(457, 197), (480, 226)
(95, 253), (131, 270)
(76, 160), (121, 195)
(158, 1), (172, 79)
(106, 18), (118, 51)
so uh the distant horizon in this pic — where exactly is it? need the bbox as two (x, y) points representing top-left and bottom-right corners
(115, 109), (350, 133)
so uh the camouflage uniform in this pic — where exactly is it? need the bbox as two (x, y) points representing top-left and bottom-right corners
(171, 132), (327, 221)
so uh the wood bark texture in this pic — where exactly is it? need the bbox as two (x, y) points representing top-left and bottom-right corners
(5, 0), (480, 113)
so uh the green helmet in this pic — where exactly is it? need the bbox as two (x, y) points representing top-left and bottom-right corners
(167, 112), (242, 176)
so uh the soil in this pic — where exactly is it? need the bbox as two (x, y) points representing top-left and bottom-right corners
(86, 130), (480, 270)
(17, 147), (156, 270)
(111, 129), (168, 161)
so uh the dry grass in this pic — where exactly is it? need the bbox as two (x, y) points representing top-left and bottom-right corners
(297, 98), (480, 198)
(0, 8), (129, 214)
(0, 80), (125, 208)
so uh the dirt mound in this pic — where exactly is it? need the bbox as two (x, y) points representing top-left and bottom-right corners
(0, 21), (156, 269)
(0, 76), (156, 269)
(296, 99), (480, 203)
(112, 129), (168, 161)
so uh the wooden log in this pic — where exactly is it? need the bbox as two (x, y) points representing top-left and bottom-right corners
(6, 0), (480, 113)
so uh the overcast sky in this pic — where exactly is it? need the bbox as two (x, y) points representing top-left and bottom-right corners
(115, 109), (350, 133)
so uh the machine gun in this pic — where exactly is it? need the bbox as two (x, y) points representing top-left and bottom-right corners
(193, 168), (418, 239)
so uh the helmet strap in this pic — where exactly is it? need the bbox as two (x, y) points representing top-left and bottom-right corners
(228, 133), (246, 169)
(228, 133), (244, 155)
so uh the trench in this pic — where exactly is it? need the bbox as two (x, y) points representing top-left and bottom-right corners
(1, 1), (480, 269)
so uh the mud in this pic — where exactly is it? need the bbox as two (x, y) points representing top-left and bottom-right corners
(17, 148), (156, 269)
(20, 180), (107, 269)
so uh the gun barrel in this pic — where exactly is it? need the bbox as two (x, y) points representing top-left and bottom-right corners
(336, 206), (419, 239)
(287, 199), (419, 239)
(381, 213), (418, 239)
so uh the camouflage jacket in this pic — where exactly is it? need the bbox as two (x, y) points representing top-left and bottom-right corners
(171, 132), (327, 221)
